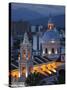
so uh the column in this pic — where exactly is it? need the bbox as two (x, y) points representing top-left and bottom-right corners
(33, 35), (37, 51)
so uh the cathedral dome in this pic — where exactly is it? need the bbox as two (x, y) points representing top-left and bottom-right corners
(42, 28), (60, 43)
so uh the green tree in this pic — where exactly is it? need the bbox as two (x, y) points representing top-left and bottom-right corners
(58, 69), (65, 84)
(25, 72), (44, 86)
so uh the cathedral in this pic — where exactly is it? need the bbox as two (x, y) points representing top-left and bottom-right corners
(42, 17), (60, 60)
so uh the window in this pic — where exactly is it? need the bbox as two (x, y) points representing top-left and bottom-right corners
(22, 66), (25, 76)
(22, 50), (26, 60)
(52, 48), (54, 54)
(45, 48), (48, 54)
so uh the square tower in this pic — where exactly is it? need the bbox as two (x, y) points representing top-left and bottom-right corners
(18, 32), (33, 81)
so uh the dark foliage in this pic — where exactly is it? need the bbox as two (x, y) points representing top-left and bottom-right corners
(25, 72), (46, 86)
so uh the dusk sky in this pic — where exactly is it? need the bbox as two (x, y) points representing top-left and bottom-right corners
(11, 3), (65, 27)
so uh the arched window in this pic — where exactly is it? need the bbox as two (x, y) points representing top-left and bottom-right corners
(45, 48), (48, 54)
(52, 48), (54, 54)
(22, 50), (26, 60)
(22, 66), (25, 76)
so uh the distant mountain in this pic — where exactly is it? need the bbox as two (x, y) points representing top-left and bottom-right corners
(29, 14), (65, 28)
(11, 5), (65, 28)
(11, 7), (45, 21)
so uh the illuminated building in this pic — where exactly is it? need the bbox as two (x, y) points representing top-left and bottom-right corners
(42, 17), (60, 60)
(18, 32), (33, 80)
(10, 17), (65, 86)
(31, 25), (43, 56)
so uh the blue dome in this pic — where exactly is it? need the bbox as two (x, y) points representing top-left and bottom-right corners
(42, 28), (60, 42)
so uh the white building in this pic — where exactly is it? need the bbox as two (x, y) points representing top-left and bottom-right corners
(18, 32), (33, 81)
(42, 18), (60, 60)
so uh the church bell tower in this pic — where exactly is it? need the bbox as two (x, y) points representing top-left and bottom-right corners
(18, 32), (33, 80)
